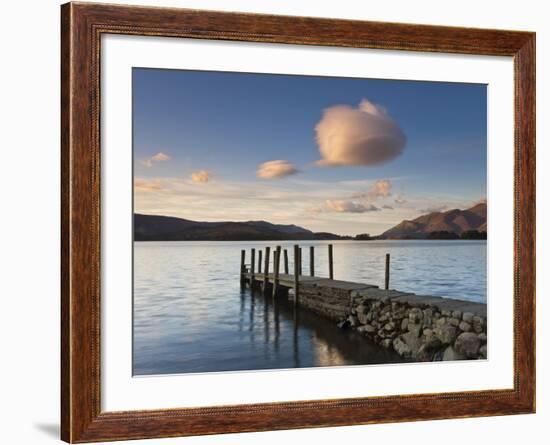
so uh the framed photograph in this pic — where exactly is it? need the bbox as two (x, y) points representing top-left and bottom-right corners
(61, 2), (535, 442)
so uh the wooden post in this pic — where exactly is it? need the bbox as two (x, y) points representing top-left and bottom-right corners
(272, 246), (281, 297)
(240, 250), (246, 286)
(328, 244), (334, 280)
(258, 250), (262, 274)
(293, 244), (300, 305)
(309, 246), (315, 277)
(298, 247), (302, 275)
(385, 253), (390, 290)
(250, 248), (255, 287)
(283, 249), (289, 275)
(263, 246), (270, 293)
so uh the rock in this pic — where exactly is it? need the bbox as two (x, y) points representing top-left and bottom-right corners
(347, 315), (359, 327)
(479, 345), (488, 359)
(384, 322), (395, 332)
(409, 308), (423, 323)
(449, 317), (460, 327)
(472, 316), (485, 334)
(462, 312), (474, 324)
(408, 322), (422, 338)
(435, 317), (447, 327)
(452, 310), (463, 320)
(442, 345), (467, 361)
(381, 338), (392, 349)
(478, 333), (487, 344)
(393, 336), (412, 358)
(434, 324), (458, 345)
(357, 324), (376, 334)
(337, 319), (350, 329)
(402, 331), (423, 356)
(416, 339), (442, 362)
(423, 328), (433, 337)
(454, 332), (481, 358)
(459, 321), (472, 332)
(441, 310), (452, 317)
(401, 318), (409, 331)
(357, 311), (370, 325)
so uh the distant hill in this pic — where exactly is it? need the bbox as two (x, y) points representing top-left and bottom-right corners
(379, 203), (487, 239)
(134, 214), (348, 241)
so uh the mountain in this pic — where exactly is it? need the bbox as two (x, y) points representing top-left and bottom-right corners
(134, 214), (347, 241)
(379, 203), (487, 239)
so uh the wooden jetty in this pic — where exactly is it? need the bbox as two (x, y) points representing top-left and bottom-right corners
(239, 244), (488, 361)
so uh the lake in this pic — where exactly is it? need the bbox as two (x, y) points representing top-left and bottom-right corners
(133, 240), (486, 375)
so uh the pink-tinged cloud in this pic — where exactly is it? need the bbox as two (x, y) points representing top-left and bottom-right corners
(191, 170), (210, 183)
(325, 199), (380, 213)
(134, 179), (162, 193)
(151, 152), (171, 161)
(315, 99), (406, 166)
(256, 160), (299, 179)
(354, 179), (393, 201)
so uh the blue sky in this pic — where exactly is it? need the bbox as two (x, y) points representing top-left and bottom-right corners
(133, 68), (486, 236)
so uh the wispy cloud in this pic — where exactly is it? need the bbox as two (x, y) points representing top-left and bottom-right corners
(353, 179), (393, 201)
(191, 170), (210, 183)
(140, 152), (171, 168)
(325, 199), (380, 213)
(315, 99), (406, 166)
(256, 160), (299, 179)
(418, 204), (448, 214)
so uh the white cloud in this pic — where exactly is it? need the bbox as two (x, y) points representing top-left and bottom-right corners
(315, 99), (406, 166)
(418, 204), (448, 214)
(325, 199), (380, 213)
(151, 152), (171, 161)
(394, 194), (408, 205)
(140, 152), (171, 167)
(256, 160), (299, 179)
(191, 170), (210, 183)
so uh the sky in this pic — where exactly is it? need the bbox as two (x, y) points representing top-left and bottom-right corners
(133, 68), (487, 236)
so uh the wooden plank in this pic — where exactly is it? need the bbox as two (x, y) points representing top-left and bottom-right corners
(385, 253), (390, 290)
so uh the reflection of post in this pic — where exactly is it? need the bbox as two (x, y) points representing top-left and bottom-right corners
(258, 249), (262, 275)
(273, 246), (281, 297)
(283, 249), (289, 275)
(293, 307), (300, 368)
(385, 253), (390, 290)
(250, 249), (255, 288)
(293, 245), (300, 306)
(309, 246), (315, 277)
(328, 244), (334, 280)
(240, 250), (246, 287)
(263, 246), (270, 294)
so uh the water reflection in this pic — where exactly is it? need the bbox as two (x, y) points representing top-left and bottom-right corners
(133, 240), (485, 375)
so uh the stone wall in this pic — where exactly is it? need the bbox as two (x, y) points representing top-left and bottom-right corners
(289, 283), (487, 361)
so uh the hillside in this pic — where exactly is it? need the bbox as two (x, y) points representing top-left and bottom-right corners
(379, 203), (487, 239)
(134, 214), (347, 241)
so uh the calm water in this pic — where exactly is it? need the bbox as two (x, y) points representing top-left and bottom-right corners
(133, 240), (486, 375)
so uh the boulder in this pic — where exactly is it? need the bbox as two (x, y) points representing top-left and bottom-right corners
(459, 321), (472, 332)
(479, 344), (488, 359)
(409, 308), (423, 323)
(442, 345), (467, 361)
(454, 332), (481, 358)
(449, 317), (460, 327)
(452, 310), (463, 320)
(434, 324), (458, 345)
(462, 312), (474, 324)
(357, 324), (376, 335)
(401, 318), (409, 331)
(472, 316), (485, 334)
(402, 331), (423, 356)
(477, 333), (487, 344)
(393, 336), (412, 358)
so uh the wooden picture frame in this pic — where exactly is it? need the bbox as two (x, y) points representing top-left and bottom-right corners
(61, 2), (535, 442)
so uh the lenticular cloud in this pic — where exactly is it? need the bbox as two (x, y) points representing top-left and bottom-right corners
(315, 99), (406, 166)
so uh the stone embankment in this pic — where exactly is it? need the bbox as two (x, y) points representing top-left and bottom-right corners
(289, 282), (487, 361)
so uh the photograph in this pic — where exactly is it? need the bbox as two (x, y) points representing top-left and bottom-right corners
(132, 68), (488, 375)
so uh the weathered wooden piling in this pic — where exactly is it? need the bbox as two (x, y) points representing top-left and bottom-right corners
(385, 253), (390, 290)
(258, 250), (262, 274)
(309, 246), (315, 277)
(240, 249), (246, 286)
(250, 248), (255, 276)
(293, 244), (300, 305)
(299, 247), (303, 275)
(283, 249), (289, 274)
(272, 246), (281, 297)
(263, 246), (271, 293)
(328, 244), (334, 280)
